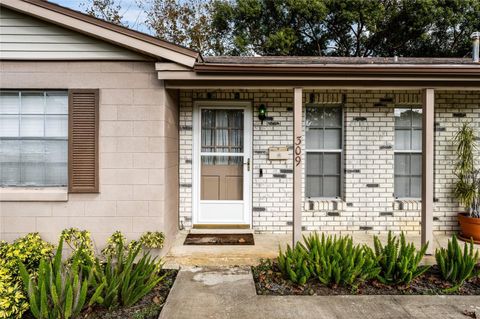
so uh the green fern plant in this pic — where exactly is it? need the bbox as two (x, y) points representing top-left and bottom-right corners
(18, 238), (102, 319)
(435, 235), (479, 291)
(277, 242), (312, 285)
(303, 233), (380, 288)
(373, 231), (429, 285)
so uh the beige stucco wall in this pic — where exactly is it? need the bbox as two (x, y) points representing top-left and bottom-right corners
(0, 61), (178, 253)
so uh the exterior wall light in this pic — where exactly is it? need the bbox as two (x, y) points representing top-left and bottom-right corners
(258, 104), (267, 124)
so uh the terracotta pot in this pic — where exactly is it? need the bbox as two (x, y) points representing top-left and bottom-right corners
(458, 212), (480, 244)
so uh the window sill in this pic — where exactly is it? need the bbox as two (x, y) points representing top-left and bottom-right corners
(0, 187), (68, 202)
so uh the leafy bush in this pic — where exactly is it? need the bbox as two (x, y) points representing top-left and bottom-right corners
(435, 235), (480, 291)
(374, 231), (430, 285)
(139, 231), (165, 249)
(277, 243), (312, 285)
(19, 238), (102, 319)
(304, 233), (380, 288)
(0, 233), (53, 319)
(61, 228), (95, 266)
(90, 237), (164, 310)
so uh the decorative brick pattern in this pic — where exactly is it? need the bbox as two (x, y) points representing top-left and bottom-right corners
(179, 89), (479, 235)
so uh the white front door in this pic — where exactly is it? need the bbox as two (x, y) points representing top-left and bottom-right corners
(193, 101), (252, 226)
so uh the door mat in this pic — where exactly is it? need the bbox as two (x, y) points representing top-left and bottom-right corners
(184, 233), (255, 245)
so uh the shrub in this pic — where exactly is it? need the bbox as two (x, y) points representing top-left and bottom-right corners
(61, 228), (95, 266)
(19, 238), (103, 319)
(90, 237), (164, 309)
(0, 233), (54, 319)
(304, 233), (380, 288)
(139, 231), (165, 249)
(373, 231), (430, 285)
(277, 243), (312, 285)
(435, 235), (480, 291)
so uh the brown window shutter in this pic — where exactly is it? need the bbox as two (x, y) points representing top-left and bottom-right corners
(68, 89), (99, 193)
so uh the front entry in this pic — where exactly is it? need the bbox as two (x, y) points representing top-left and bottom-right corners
(192, 101), (252, 227)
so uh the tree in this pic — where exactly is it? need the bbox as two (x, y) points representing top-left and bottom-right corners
(142, 0), (223, 54)
(81, 0), (125, 26)
(410, 0), (480, 57)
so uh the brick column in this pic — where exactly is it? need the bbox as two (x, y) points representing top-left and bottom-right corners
(422, 88), (435, 254)
(293, 87), (303, 245)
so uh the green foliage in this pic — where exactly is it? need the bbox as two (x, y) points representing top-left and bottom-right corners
(374, 232), (430, 285)
(0, 233), (53, 319)
(278, 233), (380, 288)
(435, 235), (480, 291)
(90, 236), (164, 310)
(453, 122), (479, 217)
(61, 228), (96, 266)
(19, 238), (102, 319)
(277, 243), (312, 285)
(304, 233), (380, 288)
(102, 231), (166, 259)
(139, 231), (165, 249)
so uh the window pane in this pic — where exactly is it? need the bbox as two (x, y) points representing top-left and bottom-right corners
(324, 107), (342, 127)
(20, 115), (44, 136)
(395, 108), (411, 127)
(306, 176), (322, 197)
(394, 154), (409, 175)
(410, 154), (422, 175)
(306, 153), (322, 175)
(21, 92), (44, 114)
(45, 115), (68, 137)
(201, 110), (215, 128)
(410, 177), (422, 198)
(306, 107), (323, 128)
(323, 153), (340, 174)
(323, 176), (340, 197)
(0, 91), (19, 114)
(306, 128), (323, 149)
(0, 115), (19, 136)
(395, 129), (411, 150)
(411, 109), (422, 128)
(412, 129), (422, 151)
(46, 92), (68, 114)
(215, 110), (228, 128)
(324, 129), (341, 149)
(394, 176), (409, 198)
(0, 140), (20, 185)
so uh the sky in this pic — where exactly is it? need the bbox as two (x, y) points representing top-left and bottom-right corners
(51, 0), (151, 33)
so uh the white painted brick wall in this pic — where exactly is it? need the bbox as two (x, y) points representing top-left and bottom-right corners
(179, 89), (480, 235)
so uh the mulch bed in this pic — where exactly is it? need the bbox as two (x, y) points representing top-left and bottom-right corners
(252, 261), (480, 296)
(184, 233), (255, 245)
(23, 269), (178, 319)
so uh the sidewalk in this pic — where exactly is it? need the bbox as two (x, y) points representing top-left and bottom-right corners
(159, 267), (480, 319)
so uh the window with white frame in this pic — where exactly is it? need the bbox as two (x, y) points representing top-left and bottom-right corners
(305, 105), (342, 198)
(0, 91), (68, 187)
(394, 108), (422, 198)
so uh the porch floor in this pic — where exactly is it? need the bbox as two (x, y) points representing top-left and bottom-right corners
(163, 231), (480, 268)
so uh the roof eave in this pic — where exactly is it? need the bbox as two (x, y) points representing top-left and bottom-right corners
(194, 63), (480, 76)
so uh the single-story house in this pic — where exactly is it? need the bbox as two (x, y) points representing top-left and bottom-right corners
(1, 0), (479, 252)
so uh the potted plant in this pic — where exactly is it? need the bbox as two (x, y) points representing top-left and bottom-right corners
(453, 122), (480, 243)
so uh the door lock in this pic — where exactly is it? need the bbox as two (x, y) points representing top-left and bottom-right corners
(244, 158), (250, 171)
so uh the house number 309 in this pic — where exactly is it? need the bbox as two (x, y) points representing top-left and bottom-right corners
(295, 136), (302, 166)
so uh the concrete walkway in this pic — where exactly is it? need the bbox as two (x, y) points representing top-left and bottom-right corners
(160, 267), (480, 319)
(164, 231), (480, 267)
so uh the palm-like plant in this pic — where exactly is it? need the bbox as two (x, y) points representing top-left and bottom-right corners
(453, 123), (480, 218)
